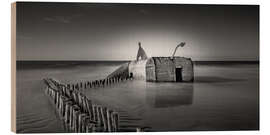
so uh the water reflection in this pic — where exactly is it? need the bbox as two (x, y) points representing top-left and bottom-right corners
(145, 83), (194, 108)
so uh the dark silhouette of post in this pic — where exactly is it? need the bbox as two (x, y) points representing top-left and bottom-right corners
(136, 42), (148, 61)
(171, 42), (186, 59)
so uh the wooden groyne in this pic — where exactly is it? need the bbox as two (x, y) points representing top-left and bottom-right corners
(65, 73), (133, 91)
(44, 78), (119, 132)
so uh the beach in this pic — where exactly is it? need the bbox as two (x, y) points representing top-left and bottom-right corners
(16, 61), (259, 133)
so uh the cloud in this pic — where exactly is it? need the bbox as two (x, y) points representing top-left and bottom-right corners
(43, 14), (83, 24)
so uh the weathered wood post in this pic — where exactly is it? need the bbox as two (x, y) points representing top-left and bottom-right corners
(86, 123), (94, 133)
(102, 79), (105, 87)
(111, 78), (113, 84)
(89, 81), (92, 88)
(64, 101), (72, 123)
(78, 93), (83, 108)
(80, 95), (87, 113)
(56, 92), (60, 109)
(72, 84), (75, 90)
(78, 113), (87, 133)
(106, 109), (113, 132)
(72, 105), (80, 132)
(52, 90), (56, 104)
(58, 95), (64, 116)
(95, 81), (97, 88)
(72, 91), (78, 105)
(92, 81), (95, 88)
(92, 105), (97, 122)
(66, 89), (71, 98)
(75, 91), (80, 105)
(85, 99), (93, 121)
(63, 86), (67, 96)
(106, 79), (109, 85)
(112, 112), (119, 132)
(97, 80), (100, 87)
(69, 105), (74, 128)
(101, 107), (108, 132)
(108, 78), (111, 85)
(81, 115), (90, 132)
(96, 106), (101, 126)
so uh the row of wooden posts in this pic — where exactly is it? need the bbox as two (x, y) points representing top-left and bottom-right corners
(66, 75), (132, 91)
(44, 78), (119, 132)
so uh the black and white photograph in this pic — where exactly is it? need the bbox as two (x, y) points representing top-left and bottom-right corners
(12, 2), (259, 133)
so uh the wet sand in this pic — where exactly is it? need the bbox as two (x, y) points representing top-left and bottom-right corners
(16, 62), (259, 132)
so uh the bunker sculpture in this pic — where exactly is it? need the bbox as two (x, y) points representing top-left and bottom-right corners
(108, 42), (194, 82)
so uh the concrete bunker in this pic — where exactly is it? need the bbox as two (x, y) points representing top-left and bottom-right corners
(108, 42), (194, 82)
(128, 57), (194, 82)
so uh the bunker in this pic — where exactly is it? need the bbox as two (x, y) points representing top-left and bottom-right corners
(129, 57), (194, 82)
(108, 42), (194, 82)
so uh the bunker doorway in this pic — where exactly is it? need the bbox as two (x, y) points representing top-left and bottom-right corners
(175, 68), (182, 82)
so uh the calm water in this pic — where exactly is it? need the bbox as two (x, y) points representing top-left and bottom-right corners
(16, 61), (259, 133)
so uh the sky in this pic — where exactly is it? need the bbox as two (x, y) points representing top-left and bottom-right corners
(16, 2), (259, 61)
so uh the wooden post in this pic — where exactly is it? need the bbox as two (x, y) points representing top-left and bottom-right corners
(92, 105), (97, 122)
(92, 81), (95, 88)
(72, 105), (80, 132)
(99, 80), (102, 87)
(69, 105), (74, 128)
(86, 99), (93, 121)
(64, 102), (72, 123)
(58, 95), (64, 117)
(80, 95), (86, 113)
(86, 123), (94, 133)
(72, 91), (78, 105)
(96, 106), (101, 126)
(78, 113), (87, 133)
(81, 116), (90, 132)
(63, 87), (67, 96)
(112, 112), (119, 132)
(101, 107), (108, 132)
(46, 87), (49, 95)
(106, 109), (112, 132)
(52, 90), (56, 104)
(96, 80), (99, 87)
(56, 92), (60, 109)
(75, 91), (80, 105)
(78, 93), (83, 109)
(102, 79), (105, 87)
(67, 89), (71, 99)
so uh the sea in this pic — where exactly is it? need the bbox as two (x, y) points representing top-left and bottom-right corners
(16, 61), (259, 133)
